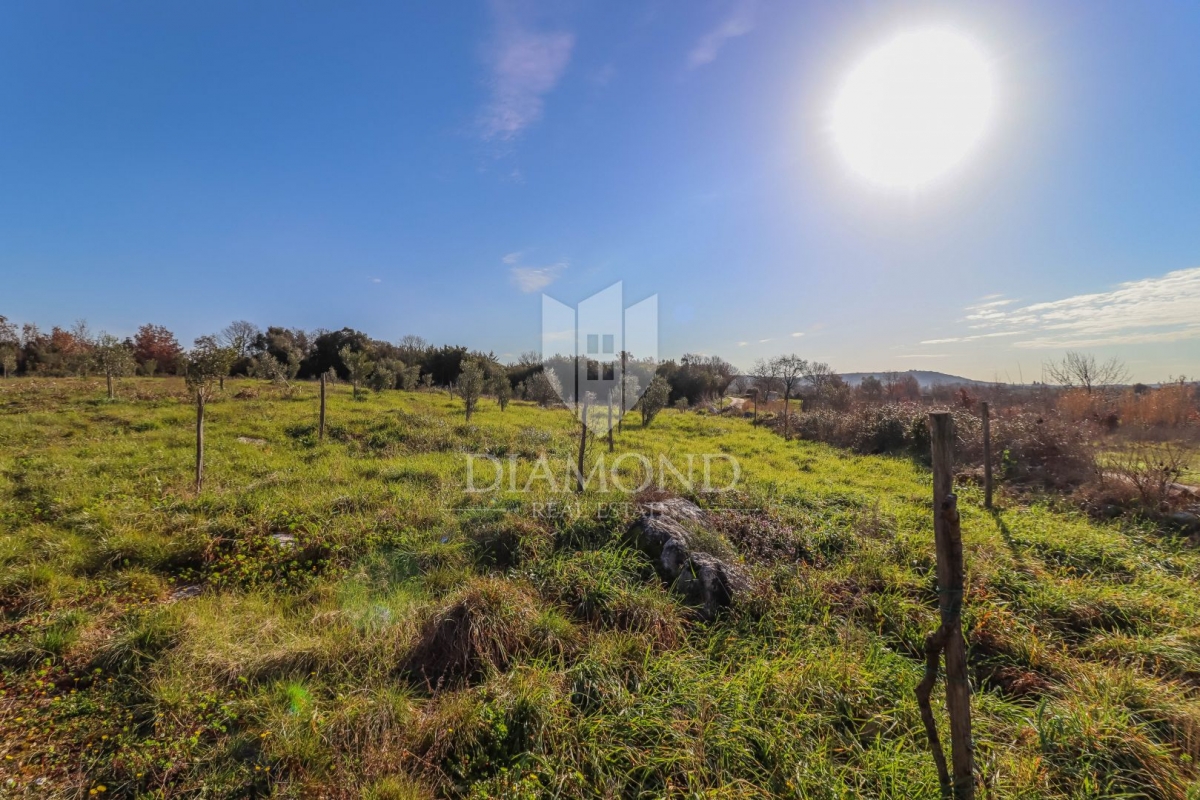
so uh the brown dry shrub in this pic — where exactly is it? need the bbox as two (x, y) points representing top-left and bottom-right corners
(1119, 383), (1198, 427)
(404, 577), (540, 689)
(789, 403), (1096, 488)
(1105, 441), (1194, 511)
(989, 413), (1097, 489)
(1058, 388), (1104, 421)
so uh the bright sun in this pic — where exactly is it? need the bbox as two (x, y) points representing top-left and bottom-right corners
(831, 28), (996, 189)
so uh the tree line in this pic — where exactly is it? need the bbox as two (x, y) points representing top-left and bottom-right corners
(0, 316), (744, 410)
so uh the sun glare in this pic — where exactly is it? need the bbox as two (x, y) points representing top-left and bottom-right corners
(831, 28), (996, 190)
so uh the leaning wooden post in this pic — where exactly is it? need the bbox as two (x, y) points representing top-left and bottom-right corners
(921, 412), (975, 799)
(981, 402), (993, 510)
(319, 372), (327, 441)
(195, 388), (205, 492)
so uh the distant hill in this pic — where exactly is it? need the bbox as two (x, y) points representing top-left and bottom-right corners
(839, 370), (990, 389)
(727, 369), (991, 394)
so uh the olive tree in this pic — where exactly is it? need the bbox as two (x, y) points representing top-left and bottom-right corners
(93, 333), (136, 399)
(185, 336), (237, 491)
(369, 361), (398, 392)
(252, 353), (290, 386)
(398, 364), (421, 391)
(459, 358), (485, 420)
(639, 375), (671, 427)
(490, 374), (512, 410)
(526, 369), (564, 407)
(339, 346), (374, 400)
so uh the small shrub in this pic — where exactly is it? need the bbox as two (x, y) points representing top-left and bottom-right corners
(1106, 441), (1192, 511)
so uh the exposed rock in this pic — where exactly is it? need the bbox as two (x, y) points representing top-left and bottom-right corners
(1166, 511), (1200, 531)
(270, 532), (297, 547)
(641, 497), (709, 524)
(626, 499), (748, 620)
(169, 584), (202, 601)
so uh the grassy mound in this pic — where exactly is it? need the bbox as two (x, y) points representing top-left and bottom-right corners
(405, 577), (541, 688)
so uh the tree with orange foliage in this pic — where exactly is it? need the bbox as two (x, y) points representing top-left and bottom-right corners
(133, 324), (183, 375)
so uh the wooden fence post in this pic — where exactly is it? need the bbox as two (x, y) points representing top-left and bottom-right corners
(917, 412), (975, 799)
(195, 389), (205, 492)
(619, 351), (626, 434)
(319, 373), (327, 441)
(981, 402), (992, 510)
(575, 396), (589, 493)
(608, 396), (614, 453)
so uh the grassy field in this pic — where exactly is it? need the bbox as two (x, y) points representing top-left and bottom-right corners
(1096, 442), (1200, 487)
(3, 378), (1200, 798)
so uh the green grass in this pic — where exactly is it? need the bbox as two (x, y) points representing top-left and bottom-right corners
(1097, 442), (1200, 486)
(2, 377), (1200, 798)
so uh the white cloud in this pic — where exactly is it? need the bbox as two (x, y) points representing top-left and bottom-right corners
(737, 341), (748, 347)
(479, 3), (574, 141)
(927, 267), (1200, 350)
(758, 337), (772, 343)
(790, 331), (805, 338)
(505, 252), (567, 293)
(920, 331), (1025, 345)
(369, 277), (382, 284)
(687, 0), (756, 69)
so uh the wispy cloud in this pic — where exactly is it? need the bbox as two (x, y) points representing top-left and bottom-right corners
(479, 2), (574, 142)
(687, 0), (756, 69)
(591, 63), (617, 87)
(920, 331), (1025, 345)
(790, 331), (805, 338)
(926, 268), (1200, 350)
(505, 252), (567, 293)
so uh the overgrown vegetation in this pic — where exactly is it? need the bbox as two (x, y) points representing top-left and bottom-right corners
(3, 377), (1200, 797)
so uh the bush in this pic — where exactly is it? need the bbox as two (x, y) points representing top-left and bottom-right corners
(1105, 441), (1193, 511)
(789, 403), (1096, 489)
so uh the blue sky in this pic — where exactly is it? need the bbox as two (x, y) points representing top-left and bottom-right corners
(2, 0), (1198, 381)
